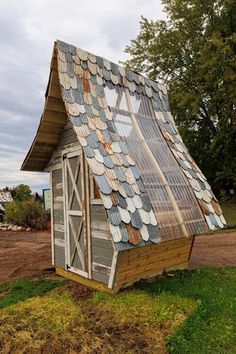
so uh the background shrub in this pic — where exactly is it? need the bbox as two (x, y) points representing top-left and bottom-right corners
(3, 202), (19, 224)
(4, 200), (47, 230)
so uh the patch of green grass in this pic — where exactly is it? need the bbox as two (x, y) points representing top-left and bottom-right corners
(0, 278), (63, 308)
(0, 282), (9, 293)
(0, 279), (197, 353)
(90, 268), (236, 353)
(0, 268), (235, 353)
(0, 289), (93, 353)
(221, 203), (236, 227)
(139, 267), (236, 354)
(92, 288), (196, 330)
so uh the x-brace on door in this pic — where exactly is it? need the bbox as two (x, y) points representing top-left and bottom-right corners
(63, 150), (91, 278)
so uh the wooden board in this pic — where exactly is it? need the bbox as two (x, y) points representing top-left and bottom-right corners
(56, 267), (119, 294)
(52, 168), (65, 267)
(54, 245), (65, 268)
(119, 237), (192, 262)
(115, 236), (193, 287)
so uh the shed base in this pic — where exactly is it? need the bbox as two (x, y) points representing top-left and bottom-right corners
(56, 267), (119, 294)
(56, 236), (194, 294)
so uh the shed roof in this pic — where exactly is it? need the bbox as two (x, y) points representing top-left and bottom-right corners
(21, 40), (226, 246)
(0, 191), (13, 203)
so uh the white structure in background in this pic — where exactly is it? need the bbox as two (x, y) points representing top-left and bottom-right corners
(0, 191), (13, 220)
(0, 191), (13, 210)
(43, 189), (51, 210)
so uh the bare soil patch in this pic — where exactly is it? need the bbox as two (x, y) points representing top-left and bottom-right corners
(67, 281), (94, 301)
(80, 304), (166, 354)
(0, 230), (56, 282)
(189, 231), (236, 268)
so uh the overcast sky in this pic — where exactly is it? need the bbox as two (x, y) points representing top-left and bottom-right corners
(0, 0), (164, 193)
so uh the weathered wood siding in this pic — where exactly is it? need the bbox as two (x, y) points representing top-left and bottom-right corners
(52, 168), (65, 268)
(114, 236), (194, 288)
(90, 202), (114, 284)
(44, 121), (80, 171)
(57, 120), (77, 147)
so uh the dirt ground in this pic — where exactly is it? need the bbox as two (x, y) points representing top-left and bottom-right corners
(0, 230), (55, 282)
(189, 232), (236, 268)
(0, 230), (235, 282)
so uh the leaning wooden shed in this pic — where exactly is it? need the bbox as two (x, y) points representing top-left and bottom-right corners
(21, 40), (226, 293)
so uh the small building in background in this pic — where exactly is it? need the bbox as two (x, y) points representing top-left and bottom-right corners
(33, 192), (43, 203)
(43, 189), (51, 211)
(0, 191), (13, 221)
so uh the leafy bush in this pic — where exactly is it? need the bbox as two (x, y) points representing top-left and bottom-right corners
(4, 200), (47, 229)
(3, 202), (18, 224)
(10, 184), (32, 202)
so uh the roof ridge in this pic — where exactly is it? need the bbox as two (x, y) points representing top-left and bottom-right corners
(56, 39), (168, 94)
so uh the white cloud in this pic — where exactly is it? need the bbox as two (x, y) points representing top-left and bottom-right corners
(0, 144), (25, 154)
(0, 0), (164, 191)
(0, 151), (49, 191)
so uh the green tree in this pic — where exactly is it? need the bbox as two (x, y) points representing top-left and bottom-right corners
(125, 0), (236, 196)
(11, 184), (32, 202)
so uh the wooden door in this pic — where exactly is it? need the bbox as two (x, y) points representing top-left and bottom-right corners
(63, 150), (90, 278)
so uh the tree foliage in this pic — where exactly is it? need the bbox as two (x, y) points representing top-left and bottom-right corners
(125, 0), (236, 196)
(10, 184), (32, 202)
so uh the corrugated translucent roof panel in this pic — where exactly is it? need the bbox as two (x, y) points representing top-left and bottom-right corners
(104, 83), (207, 241)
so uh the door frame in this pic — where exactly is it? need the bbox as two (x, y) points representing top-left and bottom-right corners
(63, 149), (92, 279)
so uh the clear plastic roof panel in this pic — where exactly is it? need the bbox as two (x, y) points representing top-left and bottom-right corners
(104, 82), (206, 241)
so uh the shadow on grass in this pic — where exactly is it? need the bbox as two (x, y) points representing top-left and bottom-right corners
(138, 267), (236, 354)
(0, 278), (64, 309)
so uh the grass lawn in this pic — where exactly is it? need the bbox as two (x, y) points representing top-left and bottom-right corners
(221, 202), (236, 227)
(0, 268), (235, 353)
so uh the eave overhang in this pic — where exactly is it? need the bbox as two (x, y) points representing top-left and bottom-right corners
(21, 43), (67, 172)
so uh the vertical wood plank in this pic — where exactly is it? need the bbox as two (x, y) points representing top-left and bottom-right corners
(85, 159), (92, 278)
(62, 156), (69, 268)
(108, 250), (118, 289)
(80, 154), (87, 273)
(50, 169), (55, 265)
